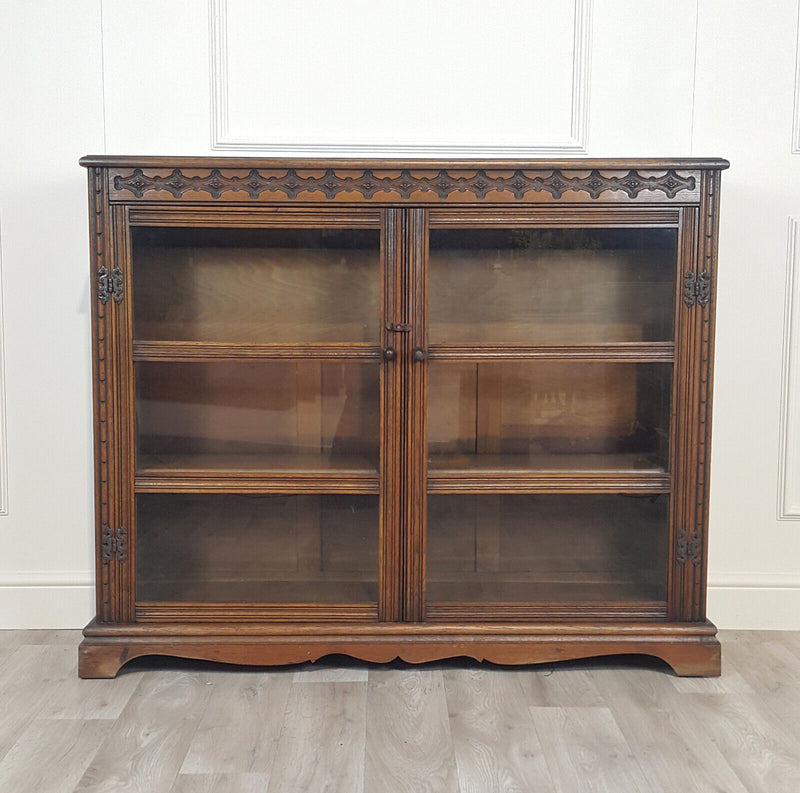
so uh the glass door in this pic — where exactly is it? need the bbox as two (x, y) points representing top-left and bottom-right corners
(128, 220), (386, 618)
(422, 221), (677, 618)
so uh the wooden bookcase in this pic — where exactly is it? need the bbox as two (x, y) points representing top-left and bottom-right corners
(78, 157), (728, 677)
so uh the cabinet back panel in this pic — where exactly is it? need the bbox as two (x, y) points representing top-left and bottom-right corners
(136, 493), (379, 604)
(426, 494), (668, 604)
(428, 361), (671, 464)
(131, 227), (380, 344)
(429, 229), (677, 345)
(135, 361), (379, 464)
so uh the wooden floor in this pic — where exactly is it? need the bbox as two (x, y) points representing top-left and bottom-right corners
(1, 630), (799, 792)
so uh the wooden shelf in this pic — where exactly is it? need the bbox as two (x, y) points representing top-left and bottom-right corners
(133, 341), (381, 361)
(428, 342), (674, 362)
(136, 578), (379, 608)
(427, 453), (669, 493)
(135, 453), (379, 493)
(426, 579), (666, 608)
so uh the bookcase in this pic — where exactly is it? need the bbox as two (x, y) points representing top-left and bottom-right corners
(79, 157), (727, 677)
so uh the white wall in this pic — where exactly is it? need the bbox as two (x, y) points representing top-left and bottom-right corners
(0, 0), (798, 629)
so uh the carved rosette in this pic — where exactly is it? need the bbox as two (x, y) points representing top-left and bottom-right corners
(112, 167), (697, 202)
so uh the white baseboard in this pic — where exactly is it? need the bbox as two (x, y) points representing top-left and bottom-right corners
(2, 571), (799, 631)
(0, 572), (94, 629)
(708, 573), (800, 630)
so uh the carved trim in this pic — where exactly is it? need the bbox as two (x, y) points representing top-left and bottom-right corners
(209, 0), (592, 156)
(91, 167), (111, 552)
(112, 167), (697, 202)
(90, 167), (120, 623)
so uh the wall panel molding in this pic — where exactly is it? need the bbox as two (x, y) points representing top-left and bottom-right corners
(793, 2), (800, 153)
(209, 0), (592, 157)
(779, 216), (800, 519)
(0, 214), (8, 516)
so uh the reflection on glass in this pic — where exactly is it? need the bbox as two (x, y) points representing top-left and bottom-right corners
(428, 361), (671, 472)
(135, 361), (379, 470)
(429, 228), (677, 344)
(426, 494), (667, 604)
(136, 494), (379, 603)
(132, 227), (380, 343)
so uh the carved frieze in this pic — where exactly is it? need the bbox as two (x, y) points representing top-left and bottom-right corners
(111, 167), (697, 202)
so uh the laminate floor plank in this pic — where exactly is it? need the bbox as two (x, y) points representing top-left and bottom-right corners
(181, 670), (293, 774)
(777, 629), (800, 658)
(744, 640), (800, 738)
(37, 673), (141, 721)
(667, 667), (754, 694)
(670, 693), (800, 793)
(364, 668), (459, 793)
(21, 629), (84, 646)
(718, 635), (800, 736)
(0, 631), (799, 792)
(530, 707), (653, 793)
(292, 661), (369, 683)
(0, 644), (76, 761)
(725, 635), (800, 695)
(443, 668), (555, 793)
(515, 662), (606, 707)
(73, 670), (214, 793)
(266, 681), (366, 793)
(590, 667), (750, 793)
(170, 773), (270, 793)
(0, 719), (110, 793)
(0, 630), (28, 651)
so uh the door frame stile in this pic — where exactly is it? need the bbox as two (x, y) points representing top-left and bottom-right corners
(404, 208), (428, 622)
(379, 208), (404, 622)
(112, 204), (136, 623)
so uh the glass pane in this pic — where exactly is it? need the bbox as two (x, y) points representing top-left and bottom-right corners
(427, 494), (667, 603)
(136, 361), (379, 471)
(428, 361), (671, 473)
(131, 227), (380, 343)
(136, 494), (379, 603)
(429, 228), (676, 344)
